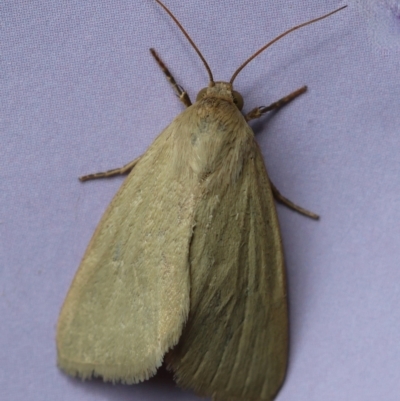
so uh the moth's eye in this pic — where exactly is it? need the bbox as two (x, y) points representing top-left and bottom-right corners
(196, 88), (208, 102)
(232, 91), (244, 110)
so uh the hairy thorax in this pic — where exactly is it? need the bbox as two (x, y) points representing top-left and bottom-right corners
(171, 95), (254, 187)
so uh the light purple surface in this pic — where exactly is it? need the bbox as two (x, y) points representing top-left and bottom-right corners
(1, 1), (400, 400)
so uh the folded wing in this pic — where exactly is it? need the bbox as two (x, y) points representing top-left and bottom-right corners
(57, 126), (196, 384)
(167, 140), (288, 401)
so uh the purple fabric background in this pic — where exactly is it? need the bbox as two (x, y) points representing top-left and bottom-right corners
(2, 1), (400, 400)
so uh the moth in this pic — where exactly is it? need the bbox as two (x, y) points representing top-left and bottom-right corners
(56, 1), (346, 400)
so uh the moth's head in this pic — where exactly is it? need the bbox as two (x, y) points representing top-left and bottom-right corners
(196, 82), (244, 111)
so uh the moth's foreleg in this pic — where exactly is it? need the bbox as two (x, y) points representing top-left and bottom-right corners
(245, 86), (307, 122)
(79, 156), (142, 182)
(270, 179), (319, 220)
(150, 48), (192, 108)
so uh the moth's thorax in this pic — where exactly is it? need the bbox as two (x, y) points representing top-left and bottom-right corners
(170, 88), (253, 188)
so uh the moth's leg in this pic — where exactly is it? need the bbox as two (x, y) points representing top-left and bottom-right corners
(245, 86), (307, 122)
(247, 85), (317, 219)
(79, 155), (142, 182)
(150, 48), (192, 108)
(270, 180), (319, 220)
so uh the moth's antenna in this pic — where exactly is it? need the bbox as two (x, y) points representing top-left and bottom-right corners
(230, 5), (347, 84)
(155, 0), (214, 84)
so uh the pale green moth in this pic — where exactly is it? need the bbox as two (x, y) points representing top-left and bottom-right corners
(57, 2), (347, 400)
